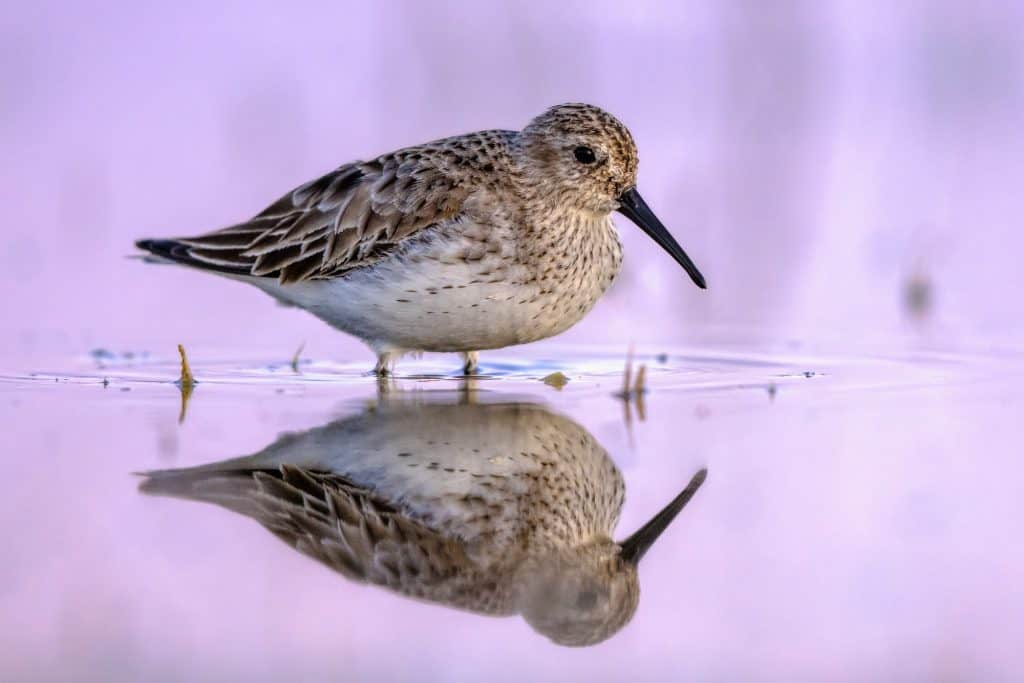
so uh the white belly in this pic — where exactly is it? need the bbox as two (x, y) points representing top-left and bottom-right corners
(251, 217), (623, 354)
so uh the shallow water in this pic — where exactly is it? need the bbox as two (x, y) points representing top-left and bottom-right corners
(6, 0), (1024, 678)
(3, 342), (1023, 680)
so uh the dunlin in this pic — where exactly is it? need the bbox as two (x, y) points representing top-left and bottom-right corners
(136, 103), (706, 375)
(140, 395), (708, 646)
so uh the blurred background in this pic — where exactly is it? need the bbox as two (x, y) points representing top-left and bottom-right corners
(3, 0), (1023, 363)
(4, 3), (1024, 680)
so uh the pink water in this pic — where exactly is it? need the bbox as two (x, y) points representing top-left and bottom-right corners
(4, 1), (1024, 680)
(3, 342), (1023, 680)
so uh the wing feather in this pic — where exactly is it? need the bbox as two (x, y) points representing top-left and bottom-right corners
(139, 464), (505, 611)
(139, 130), (516, 283)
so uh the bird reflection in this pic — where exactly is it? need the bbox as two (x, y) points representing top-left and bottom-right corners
(140, 393), (706, 647)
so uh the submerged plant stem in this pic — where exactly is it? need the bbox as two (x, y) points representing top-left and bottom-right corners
(291, 342), (306, 373)
(176, 344), (195, 425)
(177, 344), (195, 388)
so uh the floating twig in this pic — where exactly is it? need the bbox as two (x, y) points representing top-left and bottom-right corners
(615, 347), (647, 402)
(633, 363), (646, 396)
(616, 346), (649, 436)
(621, 345), (634, 397)
(291, 341), (306, 373)
(176, 344), (196, 424)
(177, 344), (195, 388)
(632, 364), (647, 422)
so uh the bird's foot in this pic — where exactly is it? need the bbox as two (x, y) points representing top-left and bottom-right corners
(374, 352), (397, 377)
(461, 351), (480, 376)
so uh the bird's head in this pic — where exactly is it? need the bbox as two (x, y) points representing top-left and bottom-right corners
(519, 468), (708, 647)
(515, 103), (706, 289)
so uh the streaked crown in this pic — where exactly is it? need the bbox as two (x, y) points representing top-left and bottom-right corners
(516, 103), (639, 212)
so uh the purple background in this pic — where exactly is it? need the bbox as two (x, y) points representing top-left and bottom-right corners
(4, 0), (1023, 360)
(3, 2), (1024, 680)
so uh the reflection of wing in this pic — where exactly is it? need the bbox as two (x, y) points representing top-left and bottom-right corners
(180, 402), (624, 550)
(140, 465), (515, 615)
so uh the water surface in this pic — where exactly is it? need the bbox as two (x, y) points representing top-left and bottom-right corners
(3, 343), (1022, 680)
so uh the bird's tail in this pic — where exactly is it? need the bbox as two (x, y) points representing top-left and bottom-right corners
(137, 462), (274, 519)
(133, 238), (251, 275)
(129, 239), (176, 264)
(135, 239), (191, 265)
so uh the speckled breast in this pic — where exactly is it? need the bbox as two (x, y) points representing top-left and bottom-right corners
(281, 215), (623, 353)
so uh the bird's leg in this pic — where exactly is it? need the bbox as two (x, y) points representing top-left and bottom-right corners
(461, 351), (480, 376)
(374, 352), (396, 377)
(375, 372), (396, 397)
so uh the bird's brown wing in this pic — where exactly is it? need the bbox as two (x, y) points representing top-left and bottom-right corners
(137, 132), (517, 284)
(139, 464), (513, 614)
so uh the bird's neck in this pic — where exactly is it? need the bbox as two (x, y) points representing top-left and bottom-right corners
(518, 204), (621, 260)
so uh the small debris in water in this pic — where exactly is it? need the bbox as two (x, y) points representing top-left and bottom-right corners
(176, 345), (196, 388)
(803, 371), (816, 379)
(767, 383), (777, 400)
(617, 348), (647, 432)
(176, 344), (196, 425)
(291, 342), (306, 373)
(120, 387), (131, 392)
(616, 347), (647, 400)
(542, 371), (569, 390)
(655, 353), (669, 364)
(634, 364), (647, 395)
(621, 347), (634, 397)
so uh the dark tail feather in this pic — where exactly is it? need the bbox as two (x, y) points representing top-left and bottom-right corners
(135, 238), (186, 262)
(138, 466), (268, 518)
(134, 238), (251, 275)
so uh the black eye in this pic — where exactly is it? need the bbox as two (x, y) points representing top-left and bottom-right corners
(573, 146), (596, 164)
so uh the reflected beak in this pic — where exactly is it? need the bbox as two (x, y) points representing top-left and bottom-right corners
(619, 468), (707, 565)
(616, 187), (707, 289)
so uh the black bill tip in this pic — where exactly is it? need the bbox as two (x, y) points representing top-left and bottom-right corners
(616, 187), (707, 290)
(619, 467), (707, 566)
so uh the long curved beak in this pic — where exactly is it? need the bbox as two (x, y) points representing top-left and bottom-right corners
(619, 468), (707, 565)
(616, 187), (706, 290)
